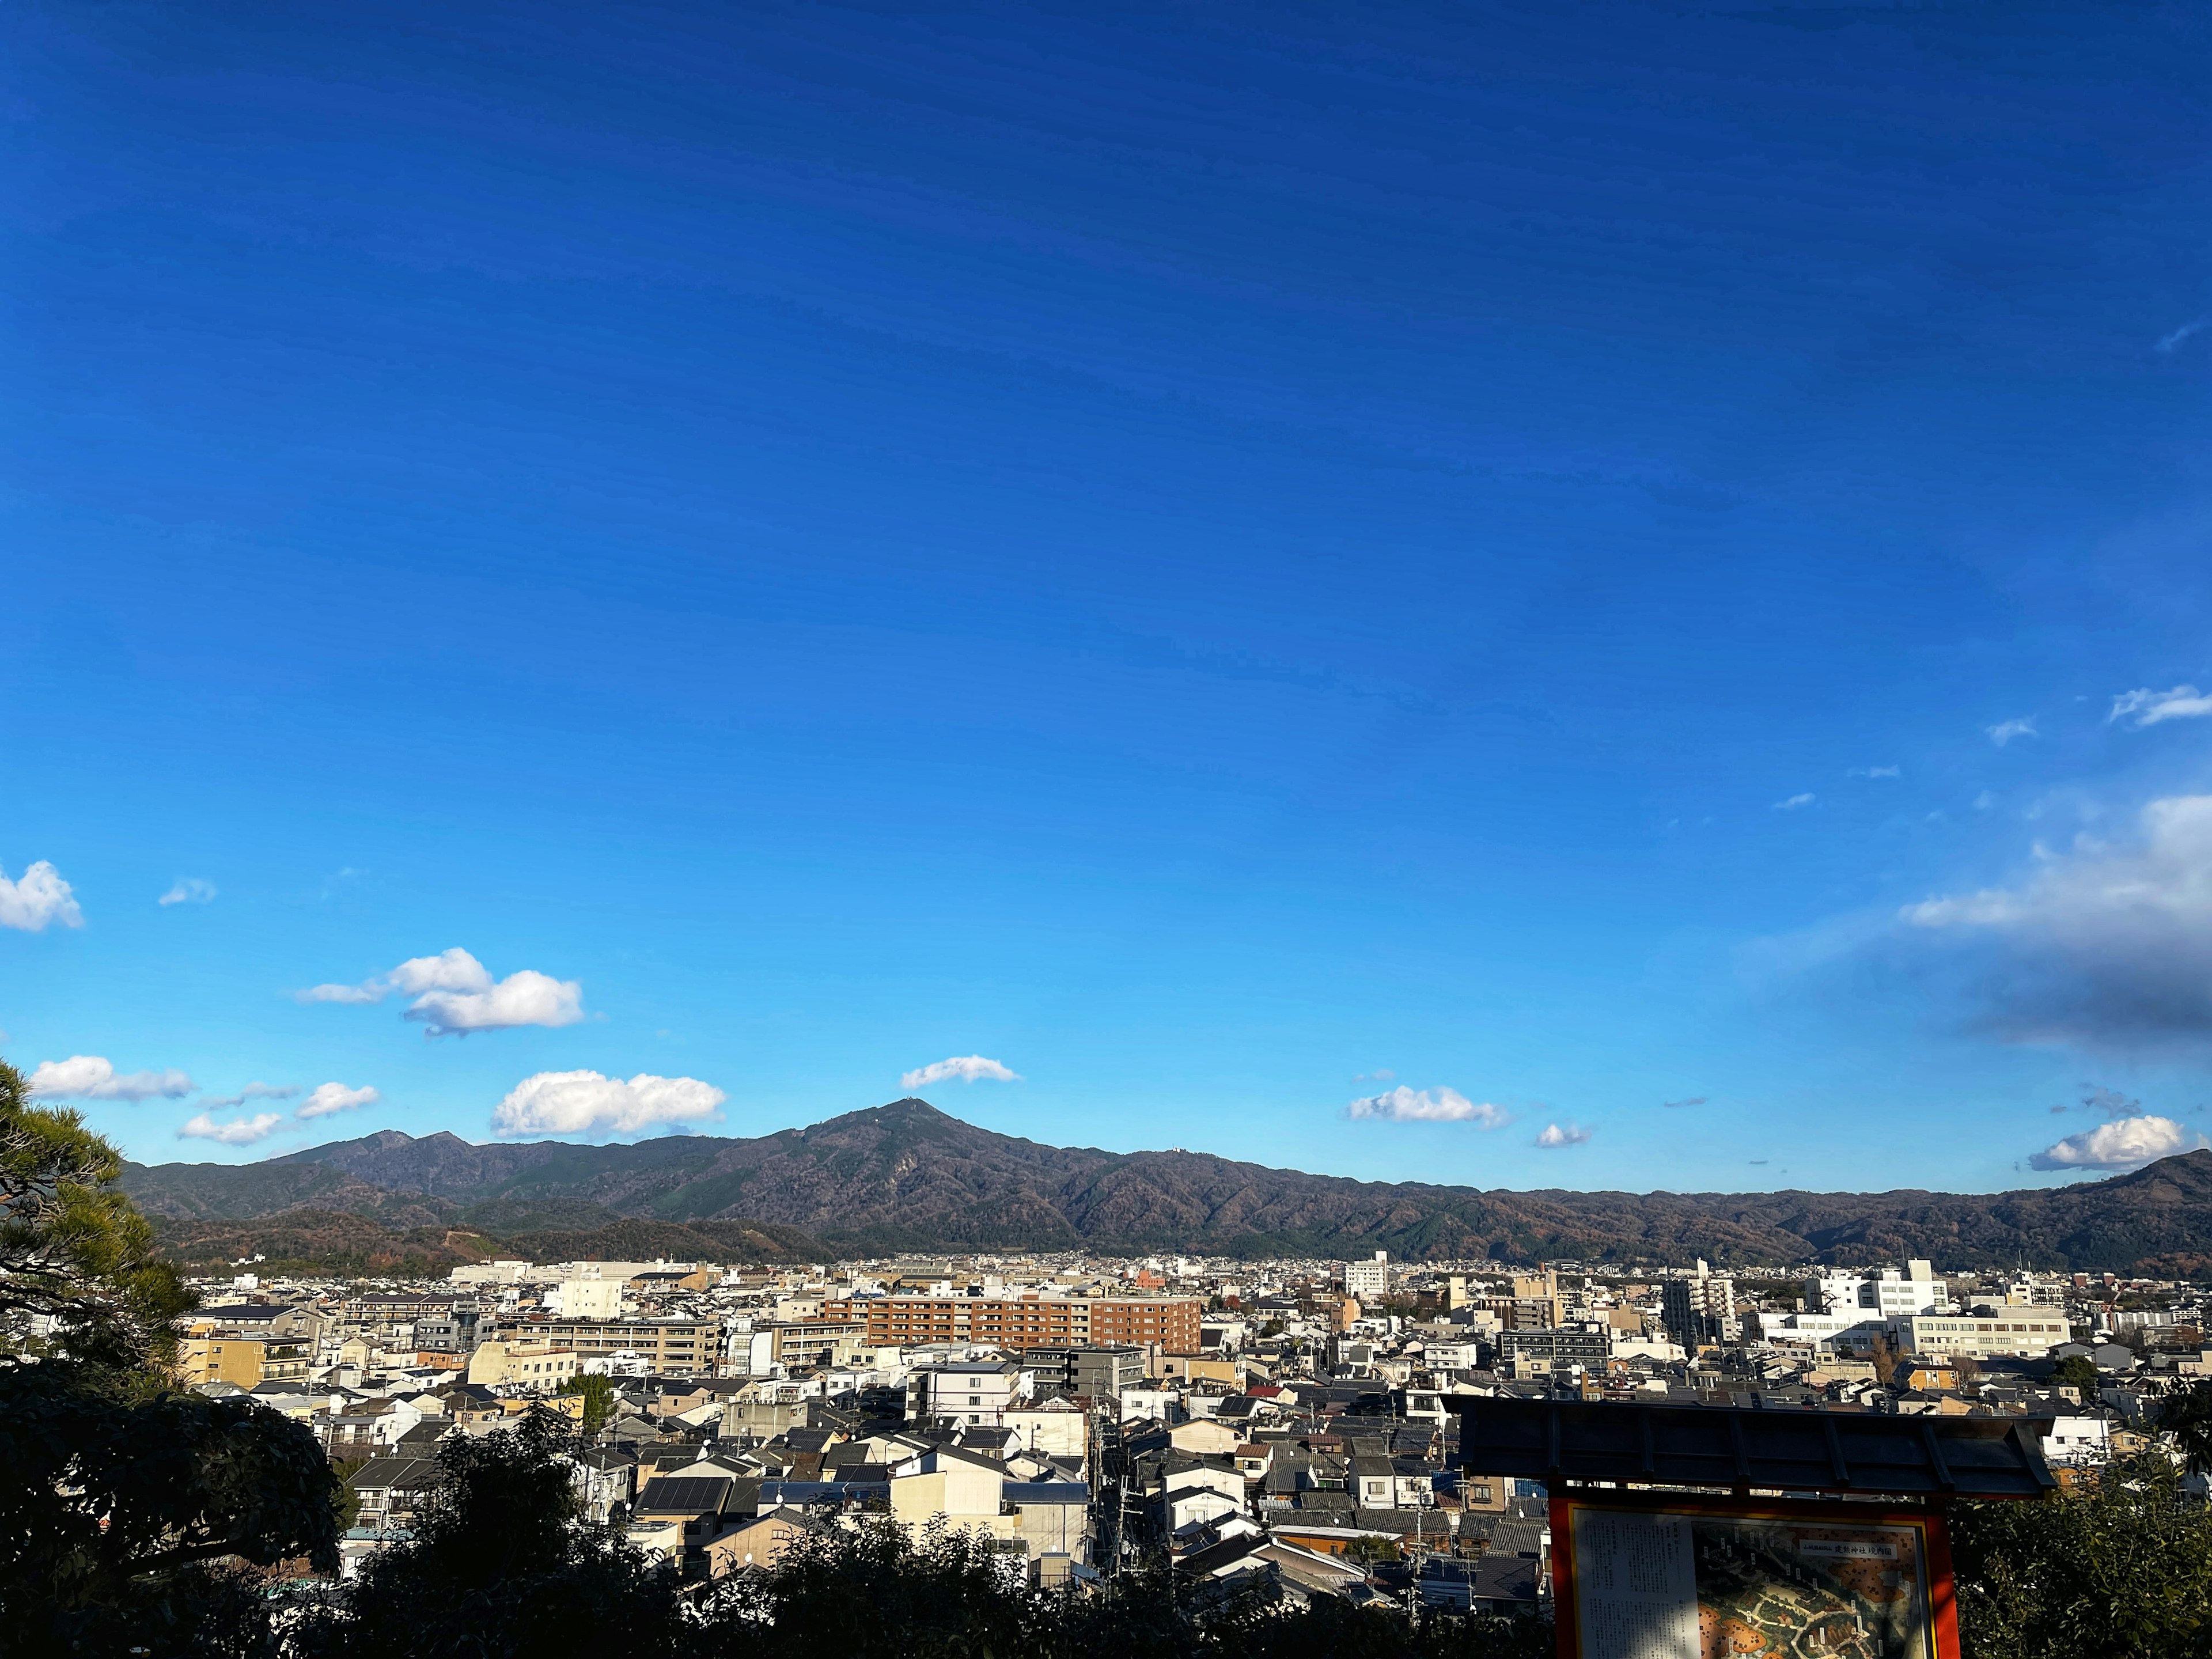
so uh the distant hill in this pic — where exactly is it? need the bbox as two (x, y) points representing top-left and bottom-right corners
(122, 1097), (2212, 1274)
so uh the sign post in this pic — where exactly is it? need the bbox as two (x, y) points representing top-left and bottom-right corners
(1550, 1490), (1959, 1659)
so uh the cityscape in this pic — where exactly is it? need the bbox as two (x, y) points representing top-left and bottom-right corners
(9, 2), (2212, 1656)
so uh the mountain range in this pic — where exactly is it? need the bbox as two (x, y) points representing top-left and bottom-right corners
(120, 1097), (2212, 1275)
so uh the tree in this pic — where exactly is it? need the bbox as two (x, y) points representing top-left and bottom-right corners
(2156, 1378), (2212, 1476)
(296, 1408), (682, 1659)
(559, 1370), (616, 1436)
(0, 1344), (342, 1654)
(0, 1056), (195, 1367)
(1949, 1455), (2212, 1658)
(1868, 1333), (1897, 1386)
(2051, 1354), (2101, 1407)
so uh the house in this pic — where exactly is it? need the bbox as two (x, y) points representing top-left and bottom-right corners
(915, 1362), (1030, 1427)
(346, 1457), (444, 1535)
(632, 1474), (744, 1579)
(1162, 1456), (1245, 1533)
(889, 1445), (1017, 1545)
(1003, 1481), (1090, 1562)
(1168, 1419), (1241, 1457)
(1417, 1552), (1543, 1614)
(1001, 1396), (1089, 1464)
(700, 1509), (820, 1577)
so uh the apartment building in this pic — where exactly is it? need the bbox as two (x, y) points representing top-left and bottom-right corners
(176, 1332), (312, 1387)
(819, 1294), (1201, 1354)
(497, 1316), (720, 1373)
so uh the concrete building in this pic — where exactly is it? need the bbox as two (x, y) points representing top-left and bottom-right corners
(1892, 1312), (2070, 1359)
(820, 1293), (1201, 1354)
(551, 1278), (624, 1320)
(1662, 1261), (1738, 1347)
(494, 1316), (719, 1373)
(917, 1360), (1031, 1426)
(1023, 1344), (1146, 1404)
(1344, 1253), (1389, 1300)
(176, 1332), (312, 1388)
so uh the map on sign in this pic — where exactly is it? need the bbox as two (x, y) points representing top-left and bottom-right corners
(1567, 1503), (1937, 1659)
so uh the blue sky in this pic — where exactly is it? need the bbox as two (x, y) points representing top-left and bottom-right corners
(6, 1), (2212, 1192)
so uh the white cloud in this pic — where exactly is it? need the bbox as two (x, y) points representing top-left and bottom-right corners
(1534, 1122), (1591, 1147)
(1346, 1086), (1510, 1126)
(1903, 793), (2212, 1044)
(1848, 766), (1902, 780)
(0, 861), (83, 931)
(900, 1055), (1022, 1089)
(1661, 1096), (1707, 1109)
(2157, 317), (2207, 354)
(1774, 793), (1815, 810)
(1974, 790), (1998, 811)
(296, 1081), (381, 1120)
(1986, 718), (2037, 747)
(298, 947), (584, 1035)
(2109, 685), (2212, 729)
(492, 1070), (725, 1137)
(177, 1111), (283, 1146)
(29, 1055), (195, 1101)
(298, 982), (384, 1005)
(200, 1082), (301, 1108)
(158, 878), (218, 907)
(2030, 1114), (2207, 1172)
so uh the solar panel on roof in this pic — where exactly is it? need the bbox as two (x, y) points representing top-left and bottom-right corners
(635, 1475), (732, 1513)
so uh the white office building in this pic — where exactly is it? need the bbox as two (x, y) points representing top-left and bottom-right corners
(1344, 1252), (1389, 1299)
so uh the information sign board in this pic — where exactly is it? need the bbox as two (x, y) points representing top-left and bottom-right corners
(1550, 1494), (1958, 1659)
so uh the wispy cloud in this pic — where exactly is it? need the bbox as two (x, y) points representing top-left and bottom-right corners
(901, 1055), (1021, 1089)
(1904, 793), (2212, 1046)
(1847, 766), (1902, 780)
(1986, 718), (2037, 747)
(29, 1055), (195, 1101)
(1773, 793), (1815, 811)
(296, 1081), (380, 1120)
(0, 861), (82, 931)
(1661, 1096), (1706, 1110)
(493, 1070), (725, 1137)
(299, 948), (584, 1036)
(1534, 1122), (1590, 1147)
(200, 1081), (301, 1108)
(1347, 1085), (1509, 1126)
(2031, 1114), (2206, 1172)
(158, 878), (218, 907)
(2109, 685), (2212, 729)
(177, 1111), (283, 1146)
(2157, 317), (2208, 354)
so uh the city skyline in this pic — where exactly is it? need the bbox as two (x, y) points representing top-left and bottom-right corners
(9, 3), (2212, 1191)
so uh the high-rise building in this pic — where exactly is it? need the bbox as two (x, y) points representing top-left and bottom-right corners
(1344, 1252), (1389, 1299)
(1662, 1260), (1737, 1347)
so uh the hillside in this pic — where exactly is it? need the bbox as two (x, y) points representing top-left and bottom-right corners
(122, 1098), (2212, 1273)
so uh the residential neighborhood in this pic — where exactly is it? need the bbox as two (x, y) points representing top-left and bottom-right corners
(169, 1245), (2210, 1603)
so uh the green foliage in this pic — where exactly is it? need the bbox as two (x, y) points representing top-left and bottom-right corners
(2156, 1379), (2212, 1476)
(0, 1359), (341, 1656)
(697, 1516), (1549, 1659)
(0, 1056), (196, 1366)
(2051, 1354), (2101, 1406)
(1950, 1456), (2212, 1659)
(560, 1370), (616, 1435)
(294, 1408), (684, 1659)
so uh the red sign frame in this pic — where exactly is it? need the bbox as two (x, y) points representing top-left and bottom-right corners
(1548, 1490), (1960, 1659)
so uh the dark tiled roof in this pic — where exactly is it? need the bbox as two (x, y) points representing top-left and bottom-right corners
(1003, 1482), (1088, 1504)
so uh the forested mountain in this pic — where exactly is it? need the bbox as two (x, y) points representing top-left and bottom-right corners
(122, 1097), (2212, 1273)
